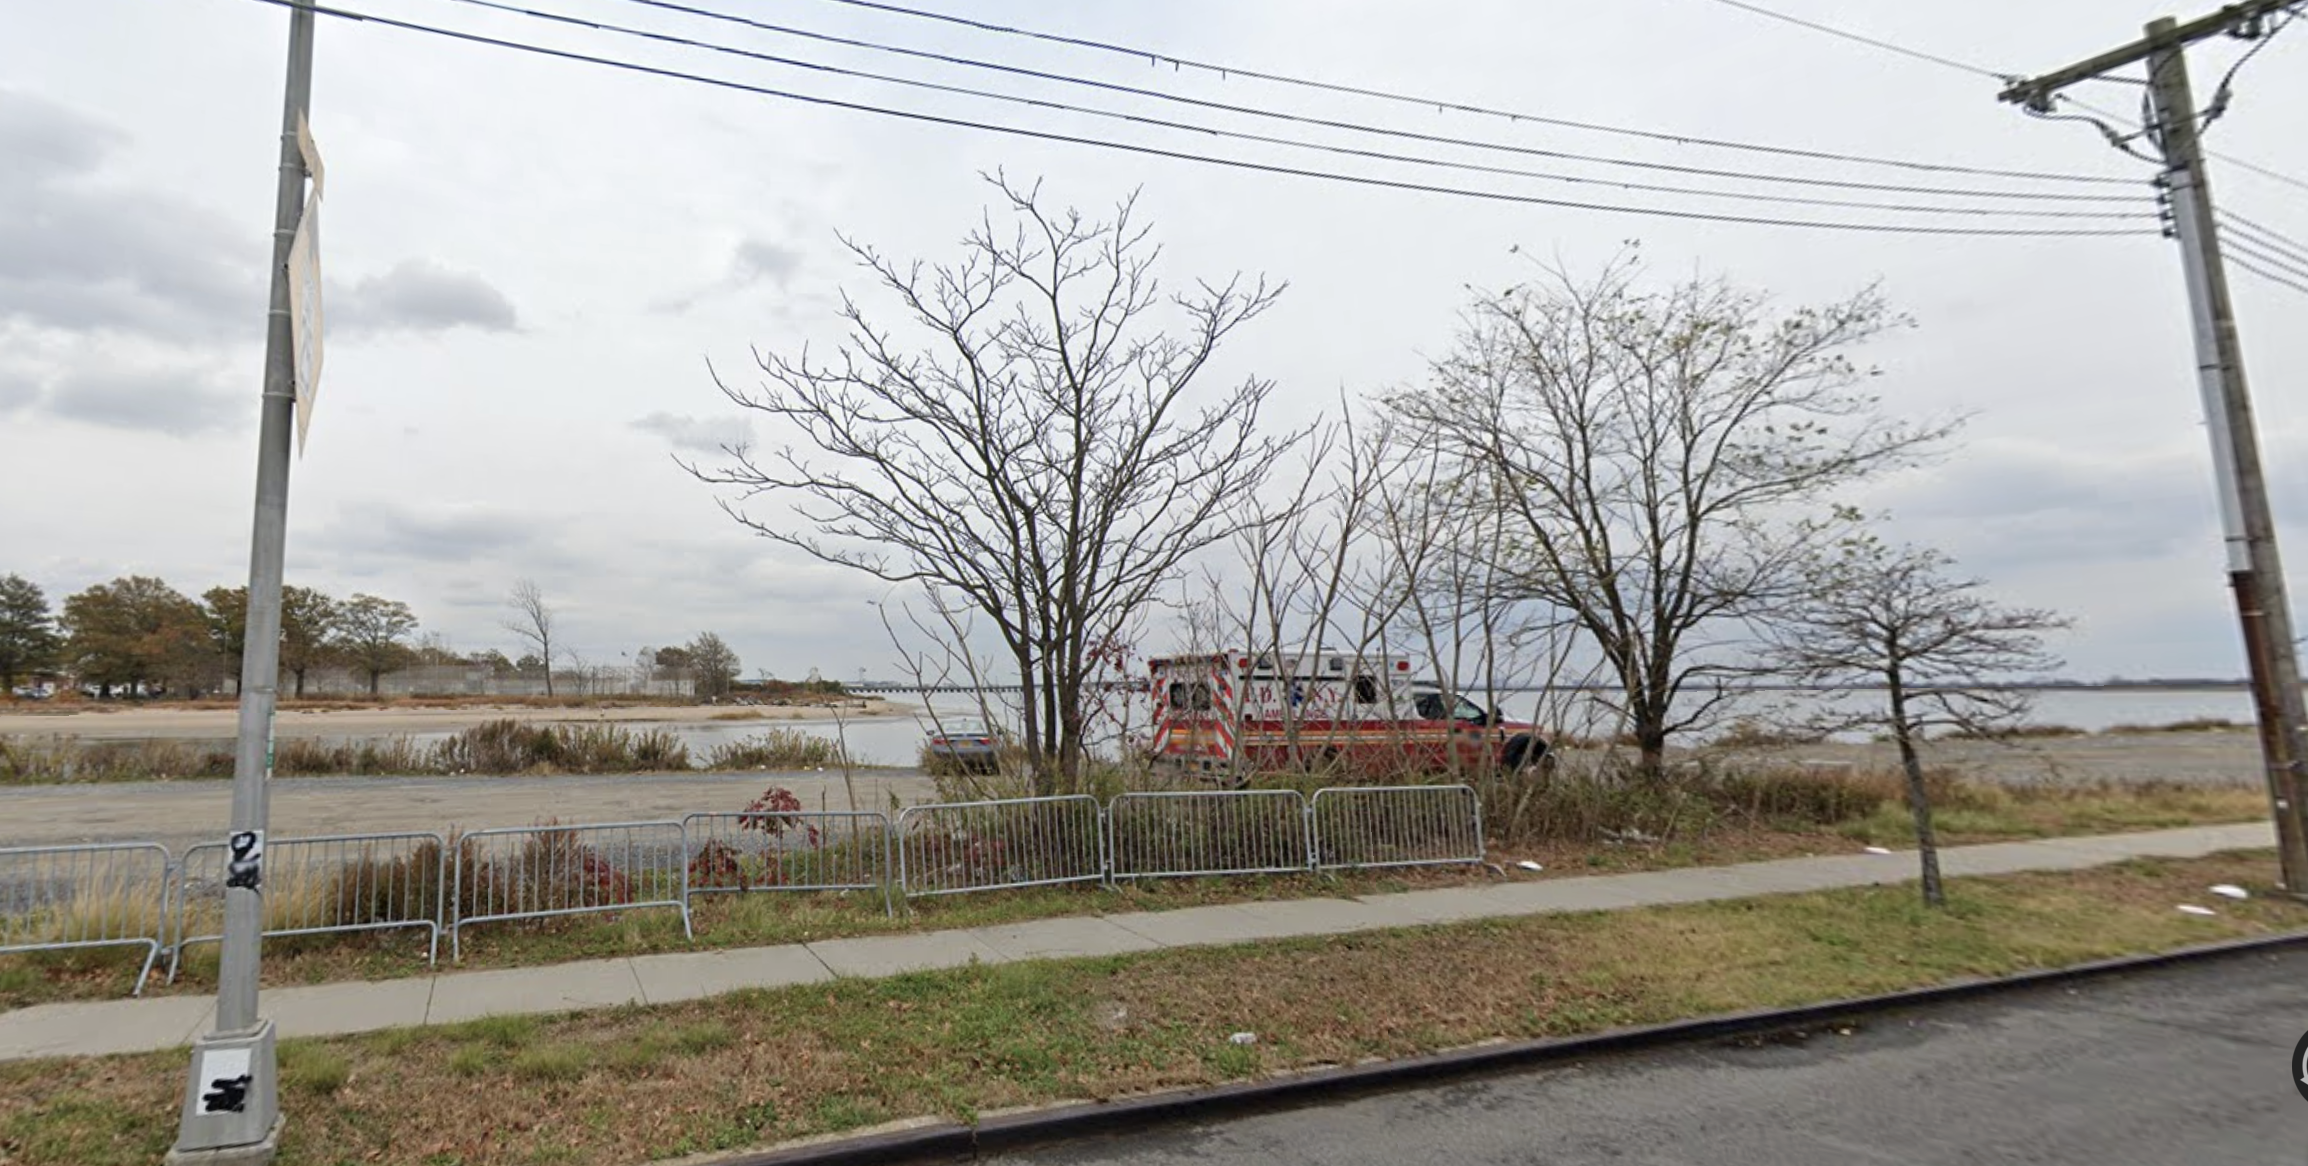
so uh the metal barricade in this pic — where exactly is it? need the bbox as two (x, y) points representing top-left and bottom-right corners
(0, 842), (171, 996)
(452, 820), (692, 959)
(681, 811), (895, 917)
(896, 795), (1105, 897)
(170, 831), (445, 982)
(1107, 789), (1311, 880)
(1309, 785), (1484, 870)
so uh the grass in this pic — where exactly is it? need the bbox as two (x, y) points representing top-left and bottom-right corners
(0, 851), (2298, 1166)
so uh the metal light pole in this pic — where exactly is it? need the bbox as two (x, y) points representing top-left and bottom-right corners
(169, 1), (315, 1160)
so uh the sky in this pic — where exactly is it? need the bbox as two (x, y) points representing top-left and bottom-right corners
(4, 0), (2307, 684)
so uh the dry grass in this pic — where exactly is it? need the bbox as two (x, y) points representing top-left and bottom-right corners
(0, 853), (2298, 1166)
(704, 728), (852, 770)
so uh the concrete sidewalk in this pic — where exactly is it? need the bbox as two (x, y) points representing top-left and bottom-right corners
(0, 822), (2274, 1063)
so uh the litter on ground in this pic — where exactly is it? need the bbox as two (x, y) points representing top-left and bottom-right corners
(2210, 884), (2250, 900)
(1517, 860), (1545, 872)
(2176, 904), (2218, 917)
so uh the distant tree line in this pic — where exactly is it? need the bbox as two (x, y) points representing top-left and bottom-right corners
(0, 573), (749, 701)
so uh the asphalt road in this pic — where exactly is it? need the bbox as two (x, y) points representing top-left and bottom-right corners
(993, 947), (2308, 1166)
(0, 770), (939, 853)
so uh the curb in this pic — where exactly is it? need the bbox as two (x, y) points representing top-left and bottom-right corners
(718, 928), (2308, 1165)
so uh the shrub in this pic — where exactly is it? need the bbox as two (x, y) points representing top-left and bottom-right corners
(706, 729), (847, 771)
(1711, 764), (1884, 826)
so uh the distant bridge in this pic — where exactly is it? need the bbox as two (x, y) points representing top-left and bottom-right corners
(852, 680), (1151, 695)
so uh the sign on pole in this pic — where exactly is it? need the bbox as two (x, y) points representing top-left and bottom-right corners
(288, 114), (325, 454)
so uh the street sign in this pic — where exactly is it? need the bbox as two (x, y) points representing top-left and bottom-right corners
(289, 115), (325, 454)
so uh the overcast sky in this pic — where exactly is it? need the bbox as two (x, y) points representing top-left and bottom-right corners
(4, 0), (2306, 682)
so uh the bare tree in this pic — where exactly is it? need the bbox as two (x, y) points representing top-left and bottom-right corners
(1763, 536), (2067, 906)
(688, 175), (1304, 792)
(1392, 254), (1954, 773)
(503, 579), (557, 697)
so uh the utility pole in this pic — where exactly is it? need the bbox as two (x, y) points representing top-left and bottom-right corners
(2003, 0), (2308, 895)
(170, 1), (315, 1161)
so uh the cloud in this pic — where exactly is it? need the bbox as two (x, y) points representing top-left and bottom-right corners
(334, 260), (519, 336)
(44, 366), (241, 436)
(0, 88), (121, 178)
(1865, 439), (2215, 574)
(0, 377), (40, 413)
(302, 499), (561, 571)
(631, 411), (752, 454)
(0, 91), (259, 338)
(651, 236), (810, 312)
(732, 238), (804, 288)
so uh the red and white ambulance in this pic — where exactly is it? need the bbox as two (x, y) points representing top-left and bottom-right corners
(1146, 649), (1547, 777)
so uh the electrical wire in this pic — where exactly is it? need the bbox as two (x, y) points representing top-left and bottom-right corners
(429, 0), (2152, 220)
(1690, 0), (2308, 194)
(2224, 235), (2308, 284)
(1697, 0), (2011, 80)
(2228, 252), (2308, 297)
(244, 0), (2157, 237)
(2217, 211), (2308, 264)
(791, 0), (2137, 186)
(2201, 3), (2305, 126)
(581, 0), (2152, 205)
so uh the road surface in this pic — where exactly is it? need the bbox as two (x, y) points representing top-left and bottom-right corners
(994, 946), (2308, 1166)
(0, 770), (938, 853)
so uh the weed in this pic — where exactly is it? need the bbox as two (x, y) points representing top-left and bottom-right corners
(278, 1043), (351, 1097)
(510, 1044), (589, 1083)
(447, 1046), (493, 1077)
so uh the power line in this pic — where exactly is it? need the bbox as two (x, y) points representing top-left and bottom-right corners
(1697, 0), (2009, 80)
(2201, 2), (2305, 126)
(1694, 0), (2308, 193)
(2218, 210), (2308, 263)
(2225, 235), (2308, 284)
(582, 0), (2154, 205)
(246, 0), (2157, 237)
(432, 0), (2152, 220)
(2230, 252), (2308, 297)
(791, 0), (2136, 186)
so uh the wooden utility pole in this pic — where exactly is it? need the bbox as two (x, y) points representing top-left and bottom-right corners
(2003, 0), (2308, 894)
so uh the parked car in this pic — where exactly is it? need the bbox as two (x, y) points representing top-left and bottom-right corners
(924, 717), (1001, 773)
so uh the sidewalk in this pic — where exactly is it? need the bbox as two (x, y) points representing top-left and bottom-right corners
(0, 821), (2275, 1063)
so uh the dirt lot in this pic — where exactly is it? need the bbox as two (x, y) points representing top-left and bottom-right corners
(0, 718), (2268, 853)
(1712, 728), (2268, 787)
(0, 769), (938, 853)
(0, 698), (900, 742)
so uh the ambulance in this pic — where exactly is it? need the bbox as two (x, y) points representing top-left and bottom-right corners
(1146, 649), (1547, 776)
